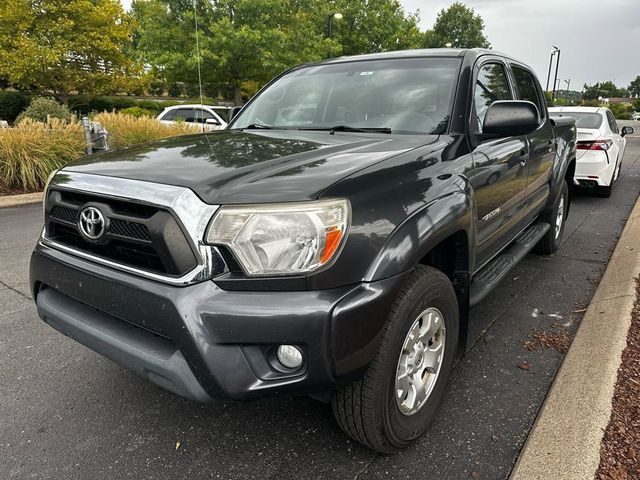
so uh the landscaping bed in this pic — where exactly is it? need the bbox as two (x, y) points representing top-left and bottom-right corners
(596, 277), (640, 480)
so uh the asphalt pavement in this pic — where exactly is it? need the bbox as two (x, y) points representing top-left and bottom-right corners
(1, 130), (639, 480)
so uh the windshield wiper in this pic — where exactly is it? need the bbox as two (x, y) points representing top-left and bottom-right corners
(243, 123), (276, 130)
(299, 125), (392, 134)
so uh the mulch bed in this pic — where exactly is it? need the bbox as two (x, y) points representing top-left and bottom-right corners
(595, 277), (640, 480)
(0, 185), (34, 196)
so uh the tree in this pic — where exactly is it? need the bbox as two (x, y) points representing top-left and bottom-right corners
(0, 0), (143, 103)
(326, 0), (423, 56)
(132, 0), (424, 105)
(582, 81), (629, 100)
(424, 2), (490, 49)
(628, 75), (640, 98)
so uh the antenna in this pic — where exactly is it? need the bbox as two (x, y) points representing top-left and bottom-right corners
(193, 0), (205, 133)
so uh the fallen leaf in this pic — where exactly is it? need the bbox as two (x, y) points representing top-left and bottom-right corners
(175, 441), (181, 450)
(517, 362), (530, 371)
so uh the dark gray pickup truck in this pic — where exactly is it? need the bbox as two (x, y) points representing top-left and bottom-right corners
(30, 48), (576, 453)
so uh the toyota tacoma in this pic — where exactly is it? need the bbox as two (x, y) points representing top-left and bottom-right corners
(30, 49), (576, 453)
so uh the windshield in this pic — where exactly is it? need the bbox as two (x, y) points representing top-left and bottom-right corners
(551, 111), (603, 129)
(232, 57), (462, 134)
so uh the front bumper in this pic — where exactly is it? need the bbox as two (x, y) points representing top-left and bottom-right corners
(30, 243), (405, 401)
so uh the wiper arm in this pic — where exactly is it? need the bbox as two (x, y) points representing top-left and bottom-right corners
(243, 123), (276, 130)
(300, 125), (392, 134)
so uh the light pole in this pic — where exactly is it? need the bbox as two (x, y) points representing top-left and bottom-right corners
(327, 12), (343, 38)
(546, 46), (560, 93)
(552, 47), (561, 102)
(564, 79), (571, 103)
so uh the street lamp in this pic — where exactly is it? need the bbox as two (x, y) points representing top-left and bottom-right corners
(327, 12), (343, 38)
(564, 79), (571, 103)
(546, 45), (560, 93)
(552, 46), (562, 102)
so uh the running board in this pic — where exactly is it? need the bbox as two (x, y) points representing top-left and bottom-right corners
(469, 222), (550, 307)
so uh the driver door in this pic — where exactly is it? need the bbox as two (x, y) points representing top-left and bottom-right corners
(469, 61), (530, 268)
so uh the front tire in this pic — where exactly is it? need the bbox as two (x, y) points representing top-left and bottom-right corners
(332, 265), (459, 453)
(535, 179), (569, 255)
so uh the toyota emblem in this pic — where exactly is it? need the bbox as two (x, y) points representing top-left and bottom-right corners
(78, 206), (106, 240)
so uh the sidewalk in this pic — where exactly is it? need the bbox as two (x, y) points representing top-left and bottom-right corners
(510, 194), (640, 479)
(0, 192), (43, 208)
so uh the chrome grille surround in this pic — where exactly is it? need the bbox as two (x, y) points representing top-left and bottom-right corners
(40, 171), (225, 285)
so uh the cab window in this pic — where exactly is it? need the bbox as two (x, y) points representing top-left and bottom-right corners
(474, 63), (512, 132)
(512, 66), (544, 121)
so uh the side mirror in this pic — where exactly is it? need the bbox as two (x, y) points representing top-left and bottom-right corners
(205, 118), (220, 125)
(228, 106), (243, 122)
(483, 100), (540, 137)
(621, 126), (634, 137)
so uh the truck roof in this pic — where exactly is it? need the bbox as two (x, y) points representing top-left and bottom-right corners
(316, 48), (526, 66)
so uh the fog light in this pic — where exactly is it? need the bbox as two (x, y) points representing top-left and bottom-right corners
(276, 345), (303, 369)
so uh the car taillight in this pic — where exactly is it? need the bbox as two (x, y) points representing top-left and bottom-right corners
(577, 139), (613, 151)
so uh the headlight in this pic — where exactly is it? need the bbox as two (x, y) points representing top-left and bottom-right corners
(206, 199), (350, 276)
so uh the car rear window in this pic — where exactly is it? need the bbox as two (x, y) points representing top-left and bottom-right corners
(551, 112), (602, 129)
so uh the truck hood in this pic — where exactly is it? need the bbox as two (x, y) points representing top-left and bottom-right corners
(64, 130), (442, 204)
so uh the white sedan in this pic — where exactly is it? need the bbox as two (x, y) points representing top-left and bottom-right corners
(549, 106), (634, 197)
(156, 104), (230, 131)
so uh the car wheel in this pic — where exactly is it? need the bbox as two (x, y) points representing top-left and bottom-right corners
(535, 180), (569, 255)
(332, 265), (459, 453)
(485, 172), (500, 185)
(596, 185), (612, 198)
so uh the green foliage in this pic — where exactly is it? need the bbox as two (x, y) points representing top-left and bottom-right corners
(131, 0), (422, 105)
(609, 102), (633, 120)
(581, 99), (600, 107)
(0, 91), (29, 123)
(15, 97), (72, 123)
(582, 81), (629, 100)
(0, 0), (144, 102)
(424, 2), (490, 48)
(633, 99), (640, 112)
(119, 106), (157, 117)
(168, 82), (185, 97)
(628, 75), (640, 98)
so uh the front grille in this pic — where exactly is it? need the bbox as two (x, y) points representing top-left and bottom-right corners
(109, 219), (151, 242)
(45, 189), (197, 277)
(50, 206), (78, 224)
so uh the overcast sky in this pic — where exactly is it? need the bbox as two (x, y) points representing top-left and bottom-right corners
(120, 0), (639, 91)
(402, 0), (640, 90)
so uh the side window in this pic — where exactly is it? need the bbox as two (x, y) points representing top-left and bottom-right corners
(474, 63), (512, 131)
(161, 109), (176, 121)
(606, 110), (618, 133)
(512, 66), (543, 121)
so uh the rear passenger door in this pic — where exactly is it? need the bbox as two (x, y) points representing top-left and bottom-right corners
(470, 60), (530, 268)
(605, 109), (625, 161)
(510, 64), (555, 225)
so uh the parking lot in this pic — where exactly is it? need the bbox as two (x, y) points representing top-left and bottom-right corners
(1, 129), (639, 480)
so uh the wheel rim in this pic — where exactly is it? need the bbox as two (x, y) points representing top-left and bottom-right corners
(395, 307), (446, 416)
(555, 194), (565, 240)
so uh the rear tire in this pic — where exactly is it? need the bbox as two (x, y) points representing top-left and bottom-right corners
(535, 180), (569, 255)
(332, 265), (459, 453)
(596, 185), (612, 198)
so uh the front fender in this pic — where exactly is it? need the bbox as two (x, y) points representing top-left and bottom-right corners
(364, 181), (473, 282)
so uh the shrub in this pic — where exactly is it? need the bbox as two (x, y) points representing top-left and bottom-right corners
(119, 106), (157, 118)
(16, 97), (72, 123)
(609, 102), (633, 120)
(136, 100), (164, 112)
(93, 112), (198, 148)
(168, 82), (184, 97)
(0, 91), (29, 123)
(0, 118), (84, 191)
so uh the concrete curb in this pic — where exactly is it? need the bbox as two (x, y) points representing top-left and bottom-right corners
(0, 192), (43, 208)
(510, 194), (640, 479)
